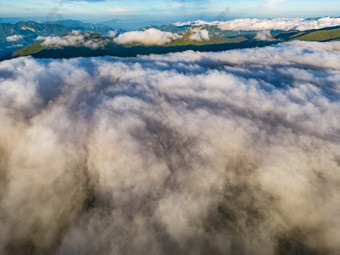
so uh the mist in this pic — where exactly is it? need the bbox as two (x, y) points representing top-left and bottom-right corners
(0, 41), (340, 255)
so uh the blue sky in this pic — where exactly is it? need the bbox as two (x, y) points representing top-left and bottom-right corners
(1, 0), (340, 22)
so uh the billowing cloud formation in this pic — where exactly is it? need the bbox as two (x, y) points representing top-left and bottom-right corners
(1, 41), (340, 255)
(290, 40), (340, 51)
(114, 28), (182, 45)
(175, 17), (340, 31)
(35, 36), (46, 41)
(255, 30), (273, 41)
(173, 20), (207, 27)
(41, 33), (109, 49)
(107, 30), (118, 38)
(189, 29), (210, 41)
(6, 35), (23, 42)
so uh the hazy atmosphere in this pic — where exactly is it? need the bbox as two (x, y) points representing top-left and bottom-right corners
(2, 0), (340, 24)
(1, 1), (340, 255)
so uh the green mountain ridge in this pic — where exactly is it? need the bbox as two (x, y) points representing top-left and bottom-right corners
(0, 21), (121, 58)
(3, 25), (340, 61)
(274, 25), (340, 41)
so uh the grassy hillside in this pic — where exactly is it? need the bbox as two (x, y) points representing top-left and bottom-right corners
(4, 25), (340, 60)
(0, 21), (118, 58)
(5, 31), (258, 59)
(274, 26), (340, 42)
(4, 36), (274, 60)
(292, 27), (340, 41)
(10, 41), (44, 57)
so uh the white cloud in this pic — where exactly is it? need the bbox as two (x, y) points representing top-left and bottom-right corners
(6, 35), (23, 42)
(189, 29), (210, 41)
(255, 30), (273, 41)
(114, 28), (182, 45)
(0, 42), (340, 255)
(290, 40), (340, 51)
(173, 20), (208, 27)
(35, 36), (46, 41)
(174, 17), (340, 31)
(41, 34), (109, 49)
(107, 30), (118, 38)
(173, 21), (191, 26)
(71, 30), (81, 35)
(42, 35), (84, 47)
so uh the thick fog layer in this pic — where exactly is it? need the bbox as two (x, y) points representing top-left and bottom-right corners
(0, 41), (340, 255)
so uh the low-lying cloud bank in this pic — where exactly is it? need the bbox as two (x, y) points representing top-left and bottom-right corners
(107, 30), (118, 38)
(114, 28), (182, 45)
(175, 17), (340, 31)
(189, 29), (210, 41)
(40, 29), (182, 48)
(0, 41), (340, 255)
(41, 33), (109, 49)
(255, 30), (273, 41)
(6, 35), (23, 42)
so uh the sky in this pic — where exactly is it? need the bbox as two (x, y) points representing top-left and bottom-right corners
(0, 0), (340, 22)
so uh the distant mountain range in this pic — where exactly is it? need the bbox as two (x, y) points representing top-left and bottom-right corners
(45, 19), (108, 28)
(2, 25), (340, 61)
(0, 20), (122, 58)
